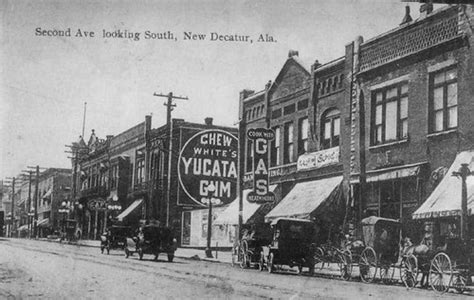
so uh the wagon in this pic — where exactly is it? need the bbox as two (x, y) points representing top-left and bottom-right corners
(232, 223), (272, 269)
(260, 218), (315, 275)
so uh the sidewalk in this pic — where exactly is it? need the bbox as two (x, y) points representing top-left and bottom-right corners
(67, 239), (233, 264)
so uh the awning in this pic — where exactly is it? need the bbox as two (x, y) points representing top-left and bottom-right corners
(17, 224), (29, 231)
(413, 151), (474, 219)
(350, 162), (425, 183)
(37, 218), (50, 227)
(42, 187), (52, 200)
(265, 176), (343, 223)
(116, 199), (143, 222)
(214, 185), (277, 226)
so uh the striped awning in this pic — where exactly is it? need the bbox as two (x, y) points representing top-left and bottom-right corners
(117, 199), (143, 222)
(413, 151), (474, 219)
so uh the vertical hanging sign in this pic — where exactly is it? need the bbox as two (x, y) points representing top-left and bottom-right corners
(247, 128), (276, 204)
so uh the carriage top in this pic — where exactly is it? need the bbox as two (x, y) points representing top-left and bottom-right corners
(361, 216), (401, 252)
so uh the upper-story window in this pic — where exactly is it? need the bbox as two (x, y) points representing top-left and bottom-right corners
(110, 164), (119, 189)
(371, 82), (408, 145)
(298, 118), (309, 155)
(429, 68), (457, 133)
(284, 122), (294, 164)
(136, 158), (145, 185)
(270, 126), (280, 167)
(321, 108), (340, 149)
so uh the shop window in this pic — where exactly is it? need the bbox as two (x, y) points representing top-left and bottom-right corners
(284, 122), (294, 164)
(429, 67), (457, 133)
(321, 108), (340, 149)
(371, 82), (408, 145)
(298, 118), (309, 155)
(270, 126), (280, 167)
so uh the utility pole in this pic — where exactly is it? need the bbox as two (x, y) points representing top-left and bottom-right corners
(153, 91), (188, 226)
(4, 176), (22, 237)
(21, 170), (33, 238)
(27, 165), (46, 238)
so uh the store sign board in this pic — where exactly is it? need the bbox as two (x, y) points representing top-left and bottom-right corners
(297, 147), (339, 171)
(178, 129), (238, 207)
(247, 128), (276, 204)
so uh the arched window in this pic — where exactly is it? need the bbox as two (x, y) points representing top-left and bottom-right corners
(321, 81), (326, 96)
(321, 108), (340, 149)
(333, 76), (338, 90)
(327, 78), (332, 94)
(339, 74), (344, 88)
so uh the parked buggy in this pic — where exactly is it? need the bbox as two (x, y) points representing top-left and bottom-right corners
(260, 218), (315, 275)
(400, 218), (473, 293)
(338, 217), (401, 283)
(124, 225), (177, 261)
(100, 225), (132, 254)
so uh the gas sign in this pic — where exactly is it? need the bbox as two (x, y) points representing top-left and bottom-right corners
(178, 129), (238, 207)
(247, 128), (276, 204)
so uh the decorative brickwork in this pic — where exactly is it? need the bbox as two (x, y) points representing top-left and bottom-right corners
(359, 11), (461, 72)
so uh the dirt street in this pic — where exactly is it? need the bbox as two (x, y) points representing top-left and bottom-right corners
(0, 238), (469, 299)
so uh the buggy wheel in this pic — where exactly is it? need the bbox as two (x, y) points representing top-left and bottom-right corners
(167, 253), (174, 262)
(313, 247), (324, 270)
(400, 255), (418, 289)
(429, 252), (452, 293)
(138, 248), (144, 260)
(338, 250), (352, 281)
(359, 247), (377, 283)
(453, 274), (467, 294)
(239, 246), (248, 269)
(125, 248), (130, 258)
(267, 252), (274, 274)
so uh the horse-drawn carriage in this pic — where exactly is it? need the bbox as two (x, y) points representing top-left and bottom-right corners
(333, 216), (401, 283)
(400, 219), (473, 293)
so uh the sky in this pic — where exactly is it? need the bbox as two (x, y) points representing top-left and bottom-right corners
(0, 0), (445, 179)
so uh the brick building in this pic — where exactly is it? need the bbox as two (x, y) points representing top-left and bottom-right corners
(73, 115), (237, 246)
(227, 50), (350, 243)
(348, 4), (474, 237)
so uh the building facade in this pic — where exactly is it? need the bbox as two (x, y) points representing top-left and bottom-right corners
(349, 4), (474, 238)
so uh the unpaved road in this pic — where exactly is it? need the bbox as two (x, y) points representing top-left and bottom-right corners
(0, 238), (470, 299)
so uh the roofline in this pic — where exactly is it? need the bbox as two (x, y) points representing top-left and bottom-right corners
(361, 4), (455, 46)
(314, 56), (345, 73)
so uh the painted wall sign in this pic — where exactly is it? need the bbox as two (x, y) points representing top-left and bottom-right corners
(178, 129), (238, 207)
(247, 128), (276, 204)
(297, 147), (340, 171)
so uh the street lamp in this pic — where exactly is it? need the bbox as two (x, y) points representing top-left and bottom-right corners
(58, 201), (70, 239)
(204, 183), (217, 258)
(452, 163), (472, 241)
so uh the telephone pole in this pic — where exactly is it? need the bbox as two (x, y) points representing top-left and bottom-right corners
(27, 165), (47, 238)
(153, 91), (188, 226)
(4, 176), (23, 237)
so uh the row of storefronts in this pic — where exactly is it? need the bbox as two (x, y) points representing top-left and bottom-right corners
(63, 4), (474, 248)
(232, 4), (474, 246)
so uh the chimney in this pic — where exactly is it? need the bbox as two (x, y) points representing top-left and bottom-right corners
(400, 5), (412, 25)
(420, 2), (433, 19)
(312, 60), (322, 71)
(204, 117), (213, 126)
(288, 49), (299, 58)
